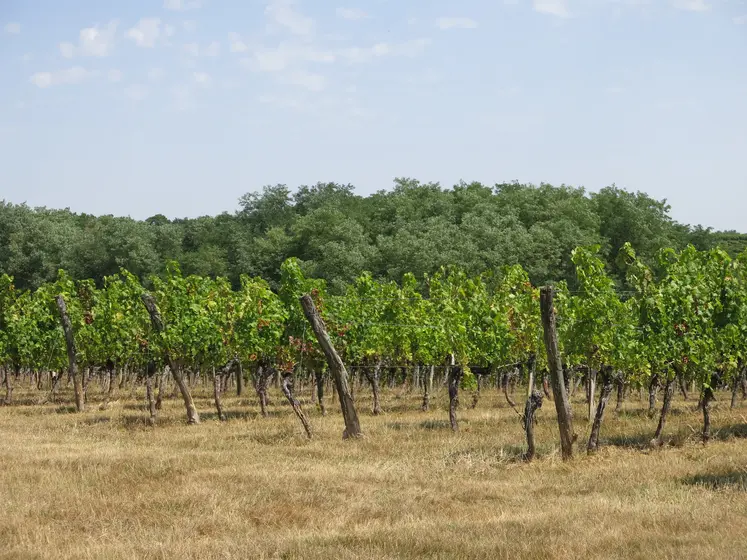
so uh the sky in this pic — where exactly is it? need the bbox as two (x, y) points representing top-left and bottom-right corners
(0, 0), (745, 230)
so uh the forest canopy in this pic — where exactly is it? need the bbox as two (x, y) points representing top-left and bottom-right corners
(2, 179), (745, 292)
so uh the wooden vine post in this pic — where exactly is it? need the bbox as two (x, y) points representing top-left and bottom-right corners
(55, 295), (85, 412)
(539, 286), (575, 460)
(141, 293), (200, 425)
(300, 294), (362, 439)
(280, 372), (313, 439)
(524, 390), (543, 461)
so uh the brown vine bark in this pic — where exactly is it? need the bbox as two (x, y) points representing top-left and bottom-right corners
(255, 362), (272, 417)
(678, 374), (689, 401)
(300, 294), (361, 439)
(503, 367), (520, 412)
(155, 368), (166, 410)
(314, 369), (326, 415)
(55, 295), (84, 412)
(615, 377), (625, 412)
(648, 373), (659, 416)
(524, 389), (543, 461)
(542, 371), (552, 400)
(540, 286), (575, 461)
(213, 359), (238, 422)
(471, 373), (482, 409)
(421, 365), (433, 411)
(702, 384), (715, 444)
(141, 293), (200, 425)
(145, 370), (157, 426)
(587, 367), (597, 422)
(651, 375), (674, 447)
(213, 368), (226, 422)
(101, 360), (116, 410)
(3, 365), (13, 405)
(281, 372), (312, 439)
(731, 362), (745, 409)
(447, 365), (463, 432)
(236, 359), (244, 397)
(363, 360), (383, 415)
(587, 367), (614, 453)
(526, 354), (537, 399)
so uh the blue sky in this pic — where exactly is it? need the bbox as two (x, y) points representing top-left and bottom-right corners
(0, 0), (745, 230)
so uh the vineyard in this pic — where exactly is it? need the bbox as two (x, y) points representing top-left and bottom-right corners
(3, 242), (747, 558)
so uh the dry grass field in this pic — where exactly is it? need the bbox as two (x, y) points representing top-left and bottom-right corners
(2, 380), (747, 560)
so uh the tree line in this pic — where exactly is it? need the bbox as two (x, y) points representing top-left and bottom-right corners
(3, 179), (745, 293)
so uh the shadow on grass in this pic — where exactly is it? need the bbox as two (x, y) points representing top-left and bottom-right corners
(682, 470), (747, 491)
(605, 430), (691, 450)
(604, 432), (653, 450)
(710, 423), (747, 441)
(380, 402), (428, 414)
(419, 419), (452, 430)
(200, 410), (253, 422)
(232, 431), (298, 446)
(1, 396), (51, 407)
(82, 416), (111, 426)
(385, 421), (411, 431)
(615, 408), (661, 419)
(54, 405), (78, 414)
(497, 444), (534, 464)
(121, 414), (151, 430)
(444, 443), (545, 465)
(123, 403), (146, 411)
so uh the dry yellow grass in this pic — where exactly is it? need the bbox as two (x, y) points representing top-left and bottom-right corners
(2, 380), (747, 560)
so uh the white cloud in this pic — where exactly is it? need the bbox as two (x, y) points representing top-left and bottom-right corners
(436, 17), (478, 29)
(30, 73), (53, 88)
(250, 43), (335, 72)
(283, 70), (325, 91)
(164, 24), (176, 37)
(265, 0), (315, 37)
(125, 84), (149, 101)
(734, 15), (747, 24)
(108, 69), (123, 82)
(4, 22), (21, 34)
(204, 41), (220, 56)
(254, 48), (291, 71)
(182, 20), (197, 32)
(148, 68), (163, 81)
(184, 42), (200, 56)
(30, 66), (89, 88)
(338, 38), (430, 64)
(80, 23), (118, 55)
(59, 21), (118, 57)
(228, 32), (248, 52)
(259, 91), (372, 121)
(258, 94), (307, 111)
(671, 0), (710, 11)
(390, 38), (430, 57)
(336, 7), (369, 20)
(172, 85), (193, 110)
(193, 71), (211, 86)
(164, 0), (201, 11)
(59, 42), (75, 58)
(127, 18), (161, 48)
(533, 0), (570, 17)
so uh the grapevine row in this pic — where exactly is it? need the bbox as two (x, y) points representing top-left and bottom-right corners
(1, 242), (746, 457)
